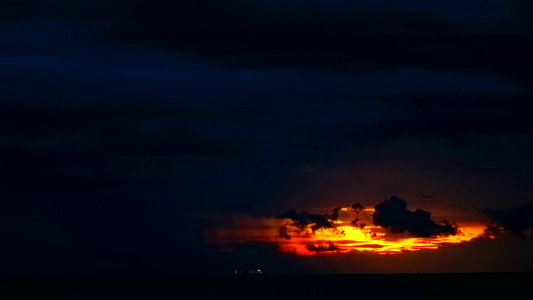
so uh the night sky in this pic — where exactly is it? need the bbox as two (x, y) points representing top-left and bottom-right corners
(1, 0), (532, 275)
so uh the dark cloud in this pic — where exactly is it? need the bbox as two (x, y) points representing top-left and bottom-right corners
(277, 197), (460, 239)
(325, 206), (342, 221)
(482, 202), (533, 236)
(306, 241), (338, 253)
(251, 0), (516, 25)
(350, 203), (366, 228)
(2, 1), (530, 84)
(0, 98), (241, 191)
(0, 98), (245, 137)
(277, 226), (291, 240)
(299, 92), (533, 151)
(373, 196), (458, 237)
(351, 203), (364, 211)
(278, 209), (335, 233)
(85, 1), (531, 85)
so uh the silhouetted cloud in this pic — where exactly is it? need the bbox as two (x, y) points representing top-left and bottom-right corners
(482, 202), (533, 236)
(278, 209), (335, 233)
(325, 206), (342, 221)
(277, 226), (291, 240)
(350, 202), (366, 228)
(306, 241), (338, 253)
(372, 196), (458, 237)
(278, 198), (461, 238)
(351, 203), (364, 211)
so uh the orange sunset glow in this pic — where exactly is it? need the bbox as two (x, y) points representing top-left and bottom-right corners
(204, 203), (487, 255)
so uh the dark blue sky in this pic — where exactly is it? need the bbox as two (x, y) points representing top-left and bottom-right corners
(1, 0), (532, 275)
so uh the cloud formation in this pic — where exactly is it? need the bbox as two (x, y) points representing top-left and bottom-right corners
(277, 197), (460, 239)
(483, 202), (533, 236)
(278, 209), (335, 233)
(306, 241), (338, 253)
(372, 196), (459, 237)
(277, 226), (291, 240)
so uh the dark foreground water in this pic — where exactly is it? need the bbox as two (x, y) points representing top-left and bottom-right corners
(0, 272), (529, 299)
